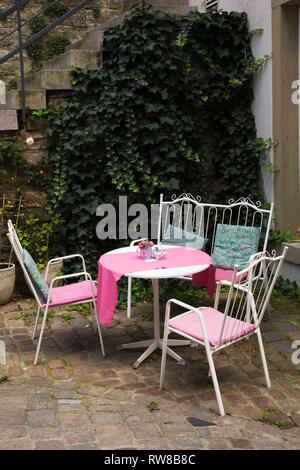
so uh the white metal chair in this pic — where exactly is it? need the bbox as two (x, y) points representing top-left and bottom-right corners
(127, 193), (274, 317)
(7, 220), (105, 365)
(159, 248), (288, 416)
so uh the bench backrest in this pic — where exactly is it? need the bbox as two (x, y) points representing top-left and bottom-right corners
(158, 194), (273, 255)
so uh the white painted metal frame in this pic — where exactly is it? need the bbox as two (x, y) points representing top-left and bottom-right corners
(105, 246), (210, 369)
(7, 219), (105, 365)
(127, 194), (274, 317)
(160, 247), (288, 416)
(158, 194), (274, 255)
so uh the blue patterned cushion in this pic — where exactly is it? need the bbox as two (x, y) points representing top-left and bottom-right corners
(212, 224), (260, 270)
(23, 249), (50, 303)
(161, 224), (207, 251)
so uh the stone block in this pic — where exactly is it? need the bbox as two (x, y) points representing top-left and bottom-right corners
(0, 110), (18, 131)
(18, 71), (72, 91)
(283, 241), (300, 265)
(42, 50), (100, 71)
(0, 90), (46, 111)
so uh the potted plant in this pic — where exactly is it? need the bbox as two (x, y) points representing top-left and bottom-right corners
(0, 194), (16, 305)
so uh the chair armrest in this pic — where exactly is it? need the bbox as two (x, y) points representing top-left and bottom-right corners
(46, 271), (94, 300)
(44, 254), (86, 281)
(130, 238), (147, 247)
(49, 271), (92, 288)
(47, 254), (85, 263)
(166, 298), (203, 314)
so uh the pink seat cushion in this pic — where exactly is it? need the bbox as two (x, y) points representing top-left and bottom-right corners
(42, 280), (97, 307)
(168, 307), (255, 347)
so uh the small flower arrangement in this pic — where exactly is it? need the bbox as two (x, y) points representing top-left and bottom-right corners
(138, 240), (154, 250)
(137, 240), (154, 260)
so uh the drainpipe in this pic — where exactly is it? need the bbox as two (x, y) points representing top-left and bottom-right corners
(16, 0), (26, 123)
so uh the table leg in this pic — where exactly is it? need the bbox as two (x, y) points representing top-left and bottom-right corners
(158, 342), (186, 366)
(118, 339), (153, 350)
(120, 278), (188, 368)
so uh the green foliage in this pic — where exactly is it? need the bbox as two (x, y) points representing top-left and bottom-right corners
(7, 75), (20, 91)
(27, 16), (47, 70)
(66, 302), (90, 316)
(0, 373), (9, 384)
(92, 5), (100, 18)
(27, 39), (44, 70)
(147, 401), (160, 412)
(0, 136), (49, 190)
(46, 309), (56, 327)
(26, 108), (48, 120)
(273, 277), (300, 302)
(61, 312), (74, 321)
(117, 278), (204, 311)
(0, 138), (27, 176)
(27, 13), (70, 70)
(44, 0), (69, 17)
(47, 7), (268, 276)
(29, 15), (47, 34)
(0, 136), (56, 268)
(44, 34), (70, 60)
(257, 137), (279, 173)
(17, 210), (63, 269)
(269, 229), (295, 244)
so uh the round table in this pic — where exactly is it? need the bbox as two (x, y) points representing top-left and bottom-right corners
(104, 246), (210, 369)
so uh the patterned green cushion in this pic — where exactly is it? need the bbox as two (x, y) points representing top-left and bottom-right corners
(23, 249), (50, 303)
(161, 224), (207, 251)
(212, 224), (260, 270)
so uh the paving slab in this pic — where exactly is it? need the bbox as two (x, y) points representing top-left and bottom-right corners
(0, 296), (298, 450)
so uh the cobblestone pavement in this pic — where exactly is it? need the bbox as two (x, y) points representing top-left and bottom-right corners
(0, 294), (299, 450)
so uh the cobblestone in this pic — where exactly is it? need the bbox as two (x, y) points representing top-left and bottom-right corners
(0, 297), (298, 450)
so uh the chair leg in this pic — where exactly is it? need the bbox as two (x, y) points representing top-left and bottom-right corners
(160, 329), (169, 389)
(127, 277), (132, 318)
(256, 328), (271, 388)
(34, 306), (48, 365)
(262, 261), (272, 318)
(91, 300), (105, 358)
(32, 306), (41, 340)
(205, 346), (225, 416)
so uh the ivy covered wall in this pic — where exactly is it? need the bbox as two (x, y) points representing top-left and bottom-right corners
(46, 7), (267, 273)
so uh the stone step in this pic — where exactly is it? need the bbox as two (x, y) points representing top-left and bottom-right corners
(7, 6), (198, 105)
(148, 0), (190, 6)
(65, 14), (126, 52)
(0, 110), (18, 131)
(146, 1), (197, 14)
(160, 5), (198, 14)
(42, 49), (101, 71)
(17, 70), (71, 91)
(0, 89), (46, 110)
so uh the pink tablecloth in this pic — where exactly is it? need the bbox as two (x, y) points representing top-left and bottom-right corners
(97, 247), (216, 327)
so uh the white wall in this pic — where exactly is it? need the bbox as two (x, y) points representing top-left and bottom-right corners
(220, 0), (274, 204)
(189, 0), (206, 12)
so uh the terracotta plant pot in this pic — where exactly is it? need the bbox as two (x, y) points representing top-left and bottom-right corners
(0, 263), (15, 305)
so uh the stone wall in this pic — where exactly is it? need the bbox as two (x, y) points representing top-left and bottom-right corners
(0, 0), (136, 84)
(0, 0), (194, 271)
